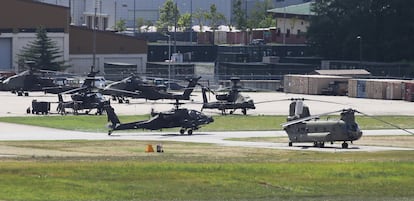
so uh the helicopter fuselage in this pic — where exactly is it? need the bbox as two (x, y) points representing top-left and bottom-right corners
(284, 120), (362, 143)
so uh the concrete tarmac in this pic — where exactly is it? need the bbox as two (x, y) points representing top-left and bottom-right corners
(0, 91), (413, 153)
(1, 91), (414, 116)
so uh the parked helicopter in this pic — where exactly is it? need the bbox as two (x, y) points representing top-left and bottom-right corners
(1, 69), (58, 96)
(282, 98), (362, 148)
(0, 61), (76, 96)
(104, 75), (200, 102)
(56, 69), (111, 115)
(105, 101), (214, 135)
(200, 77), (255, 115)
(281, 98), (413, 149)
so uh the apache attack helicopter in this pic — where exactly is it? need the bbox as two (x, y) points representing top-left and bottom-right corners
(200, 77), (255, 115)
(0, 61), (75, 96)
(56, 69), (111, 115)
(105, 100), (214, 135)
(104, 75), (200, 103)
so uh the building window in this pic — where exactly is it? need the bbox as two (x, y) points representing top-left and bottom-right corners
(286, 29), (290, 38)
(103, 17), (108, 30)
(297, 29), (301, 38)
(87, 16), (92, 29)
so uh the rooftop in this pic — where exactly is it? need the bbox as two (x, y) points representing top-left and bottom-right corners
(268, 2), (315, 16)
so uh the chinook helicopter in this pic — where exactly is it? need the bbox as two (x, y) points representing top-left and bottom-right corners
(105, 101), (214, 135)
(281, 98), (413, 149)
(201, 77), (255, 115)
(282, 99), (362, 149)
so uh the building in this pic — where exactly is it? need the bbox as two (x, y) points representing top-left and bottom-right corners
(35, 0), (233, 31)
(0, 0), (147, 75)
(267, 2), (314, 44)
(35, 0), (313, 32)
(0, 0), (69, 71)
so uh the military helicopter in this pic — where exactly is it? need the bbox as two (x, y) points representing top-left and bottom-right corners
(281, 98), (413, 149)
(1, 61), (73, 96)
(104, 75), (200, 103)
(56, 68), (110, 115)
(200, 77), (255, 115)
(105, 100), (214, 135)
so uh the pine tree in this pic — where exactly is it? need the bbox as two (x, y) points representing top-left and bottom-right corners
(18, 27), (67, 71)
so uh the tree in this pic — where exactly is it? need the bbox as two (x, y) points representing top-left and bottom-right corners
(206, 4), (226, 44)
(17, 27), (67, 71)
(232, 0), (247, 31)
(178, 13), (192, 31)
(248, 0), (276, 28)
(307, 0), (414, 62)
(157, 0), (180, 33)
(232, 0), (248, 44)
(113, 19), (126, 32)
(193, 9), (208, 32)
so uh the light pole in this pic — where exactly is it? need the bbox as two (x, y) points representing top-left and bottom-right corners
(357, 35), (362, 66)
(166, 34), (171, 90)
(92, 0), (98, 71)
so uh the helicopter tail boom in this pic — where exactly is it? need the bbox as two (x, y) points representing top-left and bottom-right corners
(181, 76), (201, 100)
(105, 106), (121, 127)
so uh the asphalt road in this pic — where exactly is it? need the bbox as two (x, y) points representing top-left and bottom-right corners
(0, 91), (413, 153)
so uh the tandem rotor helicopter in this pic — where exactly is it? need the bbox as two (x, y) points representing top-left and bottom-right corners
(281, 98), (414, 149)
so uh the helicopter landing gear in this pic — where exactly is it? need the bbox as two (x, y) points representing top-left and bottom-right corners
(108, 130), (112, 135)
(179, 128), (193, 135)
(288, 142), (293, 147)
(342, 142), (349, 149)
(242, 108), (247, 115)
(313, 142), (325, 148)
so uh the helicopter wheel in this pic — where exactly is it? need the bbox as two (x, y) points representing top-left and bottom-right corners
(319, 142), (325, 148)
(108, 130), (112, 136)
(179, 129), (185, 135)
(342, 142), (348, 149)
(229, 111), (234, 115)
(242, 108), (247, 115)
(187, 130), (193, 135)
(288, 142), (292, 147)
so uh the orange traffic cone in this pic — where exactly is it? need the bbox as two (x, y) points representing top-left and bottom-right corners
(145, 144), (154, 153)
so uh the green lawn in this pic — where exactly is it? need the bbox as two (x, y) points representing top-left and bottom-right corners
(0, 115), (413, 132)
(0, 140), (413, 201)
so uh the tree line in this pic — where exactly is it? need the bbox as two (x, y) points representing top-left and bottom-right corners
(307, 0), (414, 62)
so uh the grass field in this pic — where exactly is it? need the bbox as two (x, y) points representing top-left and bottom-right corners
(0, 114), (413, 132)
(0, 140), (414, 201)
(1, 115), (414, 200)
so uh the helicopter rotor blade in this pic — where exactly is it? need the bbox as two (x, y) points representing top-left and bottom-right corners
(281, 109), (345, 128)
(354, 110), (414, 135)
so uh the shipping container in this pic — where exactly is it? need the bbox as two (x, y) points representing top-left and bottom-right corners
(283, 74), (349, 95)
(403, 81), (414, 102)
(356, 80), (367, 98)
(386, 81), (403, 100)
